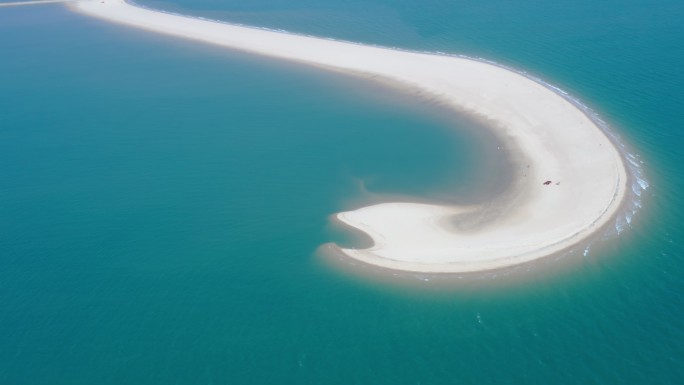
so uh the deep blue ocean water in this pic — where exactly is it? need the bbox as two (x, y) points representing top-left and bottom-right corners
(1, 1), (683, 384)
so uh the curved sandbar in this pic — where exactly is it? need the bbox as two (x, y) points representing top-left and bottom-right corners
(71, 0), (629, 273)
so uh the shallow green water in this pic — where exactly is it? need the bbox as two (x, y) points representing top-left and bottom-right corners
(1, 1), (683, 384)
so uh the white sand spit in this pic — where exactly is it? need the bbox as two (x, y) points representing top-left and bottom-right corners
(70, 0), (629, 273)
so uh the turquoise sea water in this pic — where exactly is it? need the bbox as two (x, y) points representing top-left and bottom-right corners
(1, 1), (683, 384)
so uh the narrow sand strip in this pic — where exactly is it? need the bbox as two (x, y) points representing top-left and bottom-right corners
(70, 0), (629, 273)
(0, 0), (73, 7)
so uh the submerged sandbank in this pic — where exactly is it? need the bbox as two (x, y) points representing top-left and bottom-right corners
(70, 0), (629, 273)
(0, 0), (73, 7)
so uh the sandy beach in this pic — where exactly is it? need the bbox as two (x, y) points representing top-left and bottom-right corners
(70, 0), (628, 273)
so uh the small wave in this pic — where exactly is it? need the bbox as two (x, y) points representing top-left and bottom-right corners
(615, 216), (627, 234)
